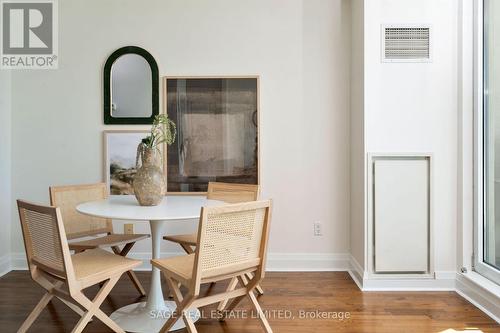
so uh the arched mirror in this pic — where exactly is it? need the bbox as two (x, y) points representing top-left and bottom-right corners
(103, 46), (159, 124)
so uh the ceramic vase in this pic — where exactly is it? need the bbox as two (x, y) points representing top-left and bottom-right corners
(133, 144), (166, 206)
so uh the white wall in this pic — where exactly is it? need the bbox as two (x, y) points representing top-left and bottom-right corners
(456, 0), (474, 272)
(9, 0), (352, 267)
(364, 0), (458, 273)
(0, 70), (12, 274)
(350, 0), (365, 270)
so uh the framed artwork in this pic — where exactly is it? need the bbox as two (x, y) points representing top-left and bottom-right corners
(104, 130), (165, 195)
(163, 76), (259, 193)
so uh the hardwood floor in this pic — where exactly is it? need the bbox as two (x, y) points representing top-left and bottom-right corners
(0, 271), (498, 333)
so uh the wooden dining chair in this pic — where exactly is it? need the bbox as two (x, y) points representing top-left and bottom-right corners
(152, 200), (273, 333)
(17, 200), (141, 333)
(49, 183), (149, 296)
(164, 182), (260, 253)
(163, 182), (264, 299)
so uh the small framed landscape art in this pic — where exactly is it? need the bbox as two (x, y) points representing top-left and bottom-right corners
(163, 76), (260, 193)
(104, 130), (165, 195)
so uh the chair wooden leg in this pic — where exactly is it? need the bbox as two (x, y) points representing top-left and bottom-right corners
(92, 308), (125, 333)
(71, 276), (124, 333)
(217, 277), (239, 312)
(247, 290), (273, 333)
(167, 279), (182, 300)
(220, 275), (257, 321)
(168, 277), (197, 333)
(56, 296), (86, 317)
(182, 312), (198, 333)
(167, 278), (183, 304)
(161, 277), (196, 333)
(160, 297), (195, 333)
(217, 273), (263, 312)
(17, 292), (53, 333)
(220, 295), (246, 322)
(125, 270), (146, 296)
(245, 272), (264, 295)
(112, 244), (146, 296)
(71, 308), (94, 333)
(162, 277), (183, 331)
(48, 280), (87, 318)
(180, 243), (195, 254)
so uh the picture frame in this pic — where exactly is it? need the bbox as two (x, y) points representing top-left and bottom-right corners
(163, 76), (260, 193)
(103, 130), (165, 195)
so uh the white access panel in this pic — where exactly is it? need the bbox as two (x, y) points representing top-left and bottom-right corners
(373, 158), (430, 273)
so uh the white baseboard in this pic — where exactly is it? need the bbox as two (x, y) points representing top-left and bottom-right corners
(93, 252), (349, 272)
(456, 272), (500, 324)
(265, 253), (351, 271)
(348, 255), (364, 290)
(0, 254), (11, 277)
(360, 274), (456, 291)
(124, 252), (352, 272)
(9, 252), (186, 272)
(347, 256), (456, 291)
(8, 251), (352, 272)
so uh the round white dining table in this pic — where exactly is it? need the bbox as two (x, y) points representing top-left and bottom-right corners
(76, 195), (223, 333)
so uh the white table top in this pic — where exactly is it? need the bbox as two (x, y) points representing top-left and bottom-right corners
(76, 195), (223, 221)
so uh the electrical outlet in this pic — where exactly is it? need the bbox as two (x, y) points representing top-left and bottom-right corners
(124, 223), (134, 235)
(313, 221), (322, 236)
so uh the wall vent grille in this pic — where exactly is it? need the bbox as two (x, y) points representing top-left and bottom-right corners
(382, 26), (431, 62)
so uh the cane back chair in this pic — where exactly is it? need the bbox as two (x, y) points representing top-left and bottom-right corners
(153, 200), (273, 333)
(49, 183), (149, 296)
(163, 182), (264, 300)
(17, 200), (141, 333)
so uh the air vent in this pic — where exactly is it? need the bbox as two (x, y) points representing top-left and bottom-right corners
(382, 25), (431, 62)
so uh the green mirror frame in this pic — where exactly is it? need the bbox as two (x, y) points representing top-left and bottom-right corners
(103, 46), (159, 125)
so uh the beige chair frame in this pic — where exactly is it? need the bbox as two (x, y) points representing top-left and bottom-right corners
(17, 200), (141, 333)
(153, 200), (273, 333)
(163, 182), (264, 301)
(49, 183), (149, 296)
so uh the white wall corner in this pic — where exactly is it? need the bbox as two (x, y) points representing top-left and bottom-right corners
(348, 254), (365, 289)
(0, 254), (11, 277)
(456, 272), (500, 324)
(10, 252), (27, 271)
(0, 70), (12, 279)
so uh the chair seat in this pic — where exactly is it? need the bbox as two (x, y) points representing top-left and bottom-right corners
(152, 254), (195, 285)
(69, 233), (150, 251)
(72, 249), (141, 287)
(163, 233), (197, 246)
(152, 253), (257, 286)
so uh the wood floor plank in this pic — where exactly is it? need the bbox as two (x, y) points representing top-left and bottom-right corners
(0, 271), (498, 332)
